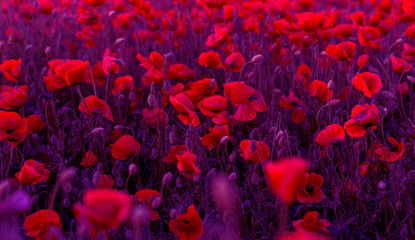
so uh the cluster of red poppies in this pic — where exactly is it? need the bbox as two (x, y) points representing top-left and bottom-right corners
(1, 0), (415, 239)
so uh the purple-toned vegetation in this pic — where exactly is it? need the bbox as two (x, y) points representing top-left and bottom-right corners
(0, 0), (415, 239)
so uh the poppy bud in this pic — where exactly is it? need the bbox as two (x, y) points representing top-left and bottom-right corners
(0, 179), (11, 196)
(241, 200), (251, 209)
(92, 171), (101, 186)
(285, 64), (293, 73)
(407, 76), (415, 84)
(207, 168), (216, 180)
(109, 10), (116, 17)
(162, 172), (173, 185)
(193, 173), (201, 182)
(152, 148), (158, 159)
(163, 79), (171, 92)
(328, 80), (335, 91)
(25, 44), (33, 52)
(229, 151), (237, 162)
(396, 200), (402, 211)
(251, 54), (264, 64)
(45, 46), (51, 55)
(325, 99), (340, 107)
(63, 197), (70, 208)
(128, 164), (137, 175)
(395, 38), (403, 45)
(169, 131), (176, 144)
(62, 182), (72, 193)
(114, 59), (124, 66)
(249, 141), (257, 153)
(278, 136), (286, 148)
(128, 91), (136, 101)
(228, 172), (237, 182)
(131, 206), (151, 228)
(114, 38), (125, 45)
(164, 53), (173, 59)
(378, 181), (386, 189)
(175, 177), (182, 187)
(117, 177), (124, 187)
(57, 140), (65, 151)
(209, 79), (217, 90)
(294, 50), (302, 56)
(58, 167), (76, 185)
(185, 137), (193, 151)
(51, 135), (58, 145)
(274, 66), (281, 74)
(118, 93), (126, 101)
(114, 125), (124, 131)
(170, 209), (177, 219)
(89, 127), (105, 136)
(151, 197), (161, 210)
(219, 136), (230, 145)
(147, 94), (155, 107)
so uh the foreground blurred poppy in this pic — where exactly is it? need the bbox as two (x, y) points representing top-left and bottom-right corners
(79, 96), (114, 122)
(265, 157), (308, 204)
(202, 125), (230, 150)
(176, 151), (200, 180)
(375, 137), (405, 163)
(0, 85), (28, 110)
(73, 189), (132, 231)
(297, 173), (324, 204)
(111, 135), (140, 160)
(0, 58), (22, 82)
(344, 104), (380, 137)
(0, 111), (28, 146)
(352, 72), (382, 98)
(169, 205), (203, 240)
(15, 160), (50, 185)
(134, 189), (161, 221)
(240, 140), (270, 163)
(293, 211), (330, 235)
(315, 124), (345, 147)
(23, 209), (62, 240)
(170, 93), (200, 127)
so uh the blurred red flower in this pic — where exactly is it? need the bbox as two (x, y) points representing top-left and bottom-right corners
(169, 205), (203, 240)
(0, 58), (22, 82)
(23, 209), (62, 240)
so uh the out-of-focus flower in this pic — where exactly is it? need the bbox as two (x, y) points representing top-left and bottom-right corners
(23, 209), (62, 240)
(133, 189), (162, 221)
(169, 205), (203, 240)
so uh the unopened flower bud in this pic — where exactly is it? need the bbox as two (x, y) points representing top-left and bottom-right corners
(162, 172), (173, 185)
(251, 54), (264, 64)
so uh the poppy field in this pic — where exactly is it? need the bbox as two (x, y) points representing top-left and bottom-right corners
(1, 0), (415, 239)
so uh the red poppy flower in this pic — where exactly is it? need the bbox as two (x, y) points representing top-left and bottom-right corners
(85, 61), (106, 87)
(81, 150), (98, 167)
(198, 51), (222, 69)
(296, 64), (311, 89)
(357, 26), (382, 49)
(0, 58), (22, 82)
(102, 49), (120, 75)
(294, 12), (325, 32)
(240, 140), (270, 164)
(293, 211), (330, 235)
(73, 189), (132, 230)
(111, 75), (134, 95)
(23, 209), (62, 240)
(39, 0), (55, 14)
(189, 78), (218, 103)
(143, 107), (167, 127)
(344, 104), (380, 137)
(309, 80), (332, 101)
(83, 0), (106, 6)
(27, 115), (45, 134)
(224, 52), (246, 72)
(206, 27), (231, 47)
(291, 107), (306, 124)
(375, 137), (405, 163)
(391, 56), (411, 75)
(55, 60), (89, 87)
(170, 93), (200, 127)
(352, 72), (382, 98)
(315, 124), (345, 147)
(297, 173), (324, 204)
(243, 16), (260, 34)
(162, 83), (184, 107)
(0, 111), (28, 146)
(167, 64), (196, 82)
(79, 96), (114, 122)
(202, 125), (230, 150)
(223, 5), (235, 21)
(398, 81), (409, 95)
(402, 43), (415, 62)
(163, 145), (187, 164)
(96, 174), (115, 189)
(403, 0), (415, 15)
(198, 95), (228, 124)
(176, 151), (200, 180)
(325, 41), (356, 61)
(15, 160), (50, 185)
(280, 92), (305, 109)
(169, 205), (203, 240)
(0, 85), (28, 110)
(136, 52), (164, 86)
(265, 157), (308, 204)
(238, 1), (267, 19)
(405, 23), (415, 38)
(134, 189), (161, 221)
(357, 54), (369, 68)
(225, 82), (267, 121)
(351, 11), (366, 26)
(111, 135), (140, 160)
